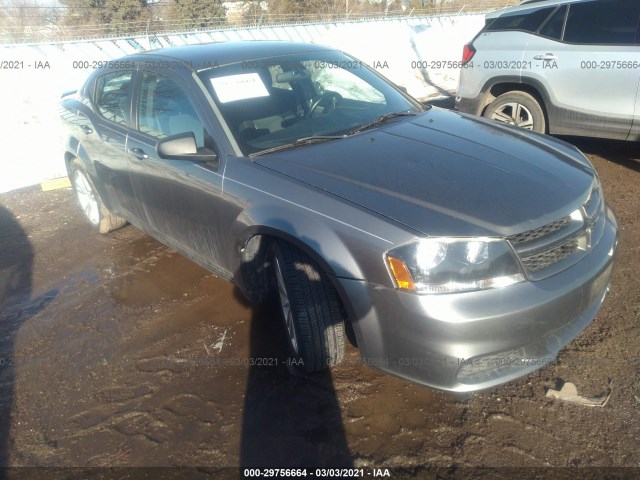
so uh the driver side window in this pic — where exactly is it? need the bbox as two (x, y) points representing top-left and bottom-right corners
(137, 72), (205, 148)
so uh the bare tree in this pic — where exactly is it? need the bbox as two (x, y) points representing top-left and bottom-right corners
(164, 0), (226, 30)
(0, 0), (61, 42)
(59, 0), (148, 36)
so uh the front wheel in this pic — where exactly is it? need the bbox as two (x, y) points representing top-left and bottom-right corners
(272, 241), (345, 375)
(70, 162), (127, 233)
(483, 91), (546, 133)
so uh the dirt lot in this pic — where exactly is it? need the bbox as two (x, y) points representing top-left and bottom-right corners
(0, 136), (639, 478)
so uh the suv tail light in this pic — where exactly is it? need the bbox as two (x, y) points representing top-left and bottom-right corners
(462, 43), (476, 65)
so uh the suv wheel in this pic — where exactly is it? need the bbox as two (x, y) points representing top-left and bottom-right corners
(484, 91), (546, 133)
(70, 162), (127, 233)
(272, 241), (345, 375)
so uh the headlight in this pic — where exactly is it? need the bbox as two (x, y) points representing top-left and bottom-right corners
(385, 238), (525, 294)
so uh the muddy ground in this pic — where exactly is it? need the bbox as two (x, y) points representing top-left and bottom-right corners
(0, 136), (639, 478)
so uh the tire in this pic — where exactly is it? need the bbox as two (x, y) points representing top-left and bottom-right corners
(70, 161), (127, 234)
(483, 91), (546, 133)
(272, 241), (345, 375)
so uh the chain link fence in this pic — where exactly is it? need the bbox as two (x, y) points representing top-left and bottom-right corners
(1, 0), (515, 44)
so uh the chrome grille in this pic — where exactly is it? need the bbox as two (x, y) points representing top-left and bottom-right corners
(508, 181), (602, 279)
(508, 216), (571, 246)
(520, 238), (579, 272)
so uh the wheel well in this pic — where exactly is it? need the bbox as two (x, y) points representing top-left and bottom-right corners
(239, 233), (352, 328)
(240, 231), (341, 281)
(483, 82), (548, 122)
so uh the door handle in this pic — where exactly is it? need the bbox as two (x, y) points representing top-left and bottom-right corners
(533, 53), (557, 60)
(80, 125), (93, 135)
(128, 147), (148, 160)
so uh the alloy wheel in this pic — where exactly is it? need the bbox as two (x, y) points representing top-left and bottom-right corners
(491, 102), (535, 130)
(73, 170), (100, 226)
(274, 256), (299, 355)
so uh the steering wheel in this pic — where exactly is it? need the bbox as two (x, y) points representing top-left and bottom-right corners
(307, 91), (343, 118)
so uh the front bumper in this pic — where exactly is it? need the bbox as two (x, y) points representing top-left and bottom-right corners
(339, 206), (618, 392)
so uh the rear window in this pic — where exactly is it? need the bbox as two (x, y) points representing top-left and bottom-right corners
(95, 71), (133, 125)
(485, 6), (555, 33)
(564, 0), (640, 45)
(538, 5), (567, 40)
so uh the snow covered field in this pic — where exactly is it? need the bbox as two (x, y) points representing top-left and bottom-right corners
(0, 13), (484, 193)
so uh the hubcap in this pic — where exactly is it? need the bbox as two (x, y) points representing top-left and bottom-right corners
(73, 170), (100, 226)
(491, 102), (535, 130)
(274, 256), (299, 355)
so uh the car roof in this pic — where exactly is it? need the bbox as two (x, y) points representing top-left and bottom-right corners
(132, 40), (335, 70)
(486, 0), (587, 19)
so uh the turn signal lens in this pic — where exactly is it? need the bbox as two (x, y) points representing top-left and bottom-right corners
(387, 256), (416, 291)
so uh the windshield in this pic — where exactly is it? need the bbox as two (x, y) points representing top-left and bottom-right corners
(197, 50), (422, 155)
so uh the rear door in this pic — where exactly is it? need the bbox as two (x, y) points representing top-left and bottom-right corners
(459, 5), (557, 102)
(80, 70), (139, 219)
(523, 0), (640, 139)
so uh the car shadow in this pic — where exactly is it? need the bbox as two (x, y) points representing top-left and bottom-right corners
(559, 136), (640, 173)
(423, 96), (455, 110)
(0, 204), (56, 465)
(234, 289), (353, 468)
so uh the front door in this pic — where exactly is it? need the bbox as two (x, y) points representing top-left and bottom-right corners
(126, 69), (230, 277)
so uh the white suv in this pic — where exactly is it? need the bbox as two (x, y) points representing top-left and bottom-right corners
(455, 0), (640, 141)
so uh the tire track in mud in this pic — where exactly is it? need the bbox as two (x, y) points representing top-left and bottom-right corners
(53, 278), (250, 466)
(2, 197), (251, 465)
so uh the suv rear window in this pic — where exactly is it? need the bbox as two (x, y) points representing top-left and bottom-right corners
(485, 6), (555, 33)
(564, 0), (640, 45)
(538, 5), (567, 40)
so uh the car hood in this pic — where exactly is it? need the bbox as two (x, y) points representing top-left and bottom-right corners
(254, 107), (596, 238)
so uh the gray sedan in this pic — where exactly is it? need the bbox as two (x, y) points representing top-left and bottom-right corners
(60, 41), (618, 392)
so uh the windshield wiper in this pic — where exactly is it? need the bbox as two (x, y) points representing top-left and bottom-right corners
(249, 111), (419, 157)
(250, 135), (345, 157)
(346, 111), (419, 136)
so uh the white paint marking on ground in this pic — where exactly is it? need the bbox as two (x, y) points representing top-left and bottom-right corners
(211, 329), (228, 354)
(41, 177), (71, 192)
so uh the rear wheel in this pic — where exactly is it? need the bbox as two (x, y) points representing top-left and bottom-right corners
(70, 162), (126, 233)
(484, 91), (546, 133)
(272, 241), (345, 374)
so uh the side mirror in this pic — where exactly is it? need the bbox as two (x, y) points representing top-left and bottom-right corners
(157, 132), (218, 163)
